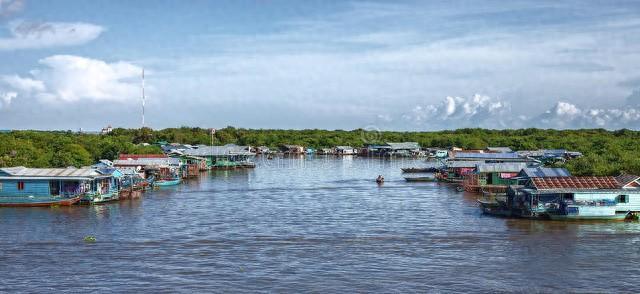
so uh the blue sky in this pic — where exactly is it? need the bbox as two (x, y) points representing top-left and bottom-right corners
(1, 0), (640, 130)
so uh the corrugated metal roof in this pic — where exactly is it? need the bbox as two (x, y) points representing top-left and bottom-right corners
(0, 166), (102, 178)
(531, 176), (620, 190)
(486, 147), (513, 153)
(335, 146), (354, 150)
(118, 154), (167, 160)
(454, 152), (521, 159)
(386, 142), (420, 150)
(615, 174), (640, 187)
(543, 149), (567, 156)
(521, 167), (571, 178)
(517, 150), (545, 157)
(446, 161), (484, 168)
(476, 163), (528, 173)
(183, 146), (255, 157)
(113, 158), (181, 166)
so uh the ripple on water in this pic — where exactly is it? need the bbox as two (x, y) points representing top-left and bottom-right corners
(1, 158), (640, 292)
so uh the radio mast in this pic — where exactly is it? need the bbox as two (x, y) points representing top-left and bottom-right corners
(141, 68), (146, 128)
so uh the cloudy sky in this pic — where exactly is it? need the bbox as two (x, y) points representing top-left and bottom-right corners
(1, 0), (640, 131)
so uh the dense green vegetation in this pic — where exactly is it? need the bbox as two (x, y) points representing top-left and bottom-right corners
(1, 127), (639, 176)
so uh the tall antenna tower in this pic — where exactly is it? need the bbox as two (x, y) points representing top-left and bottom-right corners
(141, 68), (146, 128)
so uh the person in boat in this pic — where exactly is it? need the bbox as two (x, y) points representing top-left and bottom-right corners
(376, 175), (384, 183)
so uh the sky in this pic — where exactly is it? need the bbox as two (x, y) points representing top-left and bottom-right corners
(1, 0), (640, 131)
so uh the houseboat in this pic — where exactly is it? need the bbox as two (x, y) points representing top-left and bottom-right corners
(334, 146), (356, 155)
(183, 145), (256, 169)
(364, 142), (421, 157)
(463, 163), (528, 194)
(83, 167), (121, 204)
(437, 161), (483, 183)
(0, 167), (116, 207)
(507, 176), (632, 220)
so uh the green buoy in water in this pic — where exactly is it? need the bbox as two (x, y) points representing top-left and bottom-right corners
(84, 236), (96, 243)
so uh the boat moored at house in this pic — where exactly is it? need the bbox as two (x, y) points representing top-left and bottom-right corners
(0, 167), (117, 207)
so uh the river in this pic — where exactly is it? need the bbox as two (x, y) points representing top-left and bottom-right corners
(1, 157), (639, 292)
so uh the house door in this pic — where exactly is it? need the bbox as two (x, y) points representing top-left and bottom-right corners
(50, 181), (60, 195)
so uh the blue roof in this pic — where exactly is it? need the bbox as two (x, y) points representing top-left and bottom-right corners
(454, 152), (520, 159)
(520, 167), (571, 178)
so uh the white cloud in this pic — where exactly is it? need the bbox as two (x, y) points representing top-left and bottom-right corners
(395, 96), (640, 130)
(0, 91), (16, 109)
(400, 94), (515, 129)
(1, 55), (142, 104)
(0, 21), (104, 50)
(538, 101), (640, 129)
(1, 75), (45, 93)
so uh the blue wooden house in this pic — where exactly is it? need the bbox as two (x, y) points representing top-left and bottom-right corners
(507, 176), (636, 220)
(0, 167), (117, 207)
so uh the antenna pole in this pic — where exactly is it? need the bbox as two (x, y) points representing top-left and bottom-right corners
(142, 68), (146, 128)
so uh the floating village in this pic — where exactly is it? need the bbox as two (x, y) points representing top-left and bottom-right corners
(1, 140), (640, 221)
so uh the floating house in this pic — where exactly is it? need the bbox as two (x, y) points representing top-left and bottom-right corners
(113, 157), (182, 180)
(173, 155), (207, 177)
(449, 152), (537, 164)
(438, 161), (484, 182)
(365, 142), (421, 157)
(516, 149), (583, 163)
(506, 176), (636, 220)
(183, 144), (255, 169)
(334, 146), (356, 155)
(424, 148), (448, 158)
(252, 146), (270, 154)
(280, 145), (305, 155)
(317, 148), (333, 155)
(614, 175), (640, 212)
(463, 163), (528, 194)
(118, 154), (168, 160)
(0, 167), (117, 206)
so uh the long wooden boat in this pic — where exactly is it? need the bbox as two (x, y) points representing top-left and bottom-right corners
(404, 176), (437, 182)
(0, 196), (81, 207)
(154, 178), (181, 187)
(548, 212), (628, 221)
(401, 167), (436, 173)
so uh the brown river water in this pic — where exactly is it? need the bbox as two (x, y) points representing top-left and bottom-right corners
(1, 157), (639, 292)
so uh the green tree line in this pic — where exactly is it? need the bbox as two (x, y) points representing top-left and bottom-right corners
(1, 127), (639, 176)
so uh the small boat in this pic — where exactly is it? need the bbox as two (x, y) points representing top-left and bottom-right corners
(547, 212), (629, 221)
(0, 196), (81, 207)
(404, 176), (436, 182)
(82, 191), (119, 204)
(401, 167), (436, 173)
(477, 199), (511, 217)
(154, 178), (181, 187)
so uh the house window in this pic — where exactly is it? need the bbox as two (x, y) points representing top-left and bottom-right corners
(0, 182), (3, 191)
(617, 195), (629, 203)
(17, 181), (25, 190)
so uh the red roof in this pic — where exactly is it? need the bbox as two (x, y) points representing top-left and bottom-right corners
(531, 176), (620, 190)
(118, 154), (167, 160)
